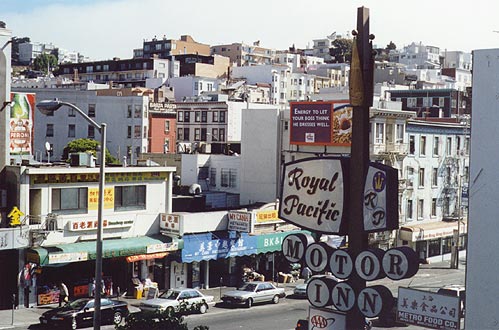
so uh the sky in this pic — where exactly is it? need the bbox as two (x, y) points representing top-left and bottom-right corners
(2, 0), (499, 61)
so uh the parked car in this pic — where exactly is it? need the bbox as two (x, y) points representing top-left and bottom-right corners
(295, 318), (308, 330)
(221, 281), (286, 308)
(139, 288), (214, 314)
(437, 284), (466, 317)
(293, 275), (341, 298)
(39, 297), (129, 329)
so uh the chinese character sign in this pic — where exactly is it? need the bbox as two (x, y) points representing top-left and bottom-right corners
(88, 188), (114, 210)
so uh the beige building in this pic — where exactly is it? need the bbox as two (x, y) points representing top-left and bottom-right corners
(143, 35), (211, 59)
(211, 42), (275, 66)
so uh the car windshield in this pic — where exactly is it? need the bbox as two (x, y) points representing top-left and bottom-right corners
(159, 290), (180, 300)
(67, 299), (90, 310)
(239, 283), (257, 292)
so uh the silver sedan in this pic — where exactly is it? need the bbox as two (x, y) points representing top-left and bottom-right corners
(221, 281), (286, 308)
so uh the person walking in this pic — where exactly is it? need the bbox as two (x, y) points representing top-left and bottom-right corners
(301, 266), (312, 281)
(58, 281), (69, 307)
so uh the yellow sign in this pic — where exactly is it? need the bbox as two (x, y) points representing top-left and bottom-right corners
(256, 210), (280, 223)
(31, 172), (168, 185)
(8, 206), (24, 227)
(88, 188), (114, 210)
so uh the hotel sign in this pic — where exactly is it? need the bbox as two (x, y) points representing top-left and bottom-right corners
(279, 157), (349, 234)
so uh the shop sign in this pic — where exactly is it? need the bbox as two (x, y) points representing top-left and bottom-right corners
(0, 227), (29, 250)
(88, 187), (114, 210)
(49, 252), (88, 264)
(31, 171), (167, 185)
(308, 306), (346, 330)
(8, 206), (24, 227)
(182, 234), (258, 262)
(363, 163), (399, 232)
(397, 287), (460, 329)
(68, 219), (133, 231)
(149, 102), (177, 113)
(255, 210), (280, 223)
(38, 290), (59, 306)
(146, 241), (179, 253)
(279, 157), (349, 234)
(160, 214), (181, 235)
(227, 211), (252, 232)
(9, 92), (35, 155)
(126, 252), (168, 263)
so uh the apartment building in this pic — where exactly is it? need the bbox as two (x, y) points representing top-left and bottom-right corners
(211, 42), (275, 66)
(142, 35), (210, 59)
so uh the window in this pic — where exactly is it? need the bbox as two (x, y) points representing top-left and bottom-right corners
(177, 128), (183, 141)
(88, 125), (95, 138)
(127, 105), (132, 118)
(68, 124), (75, 138)
(177, 111), (183, 122)
(114, 185), (146, 211)
(209, 168), (216, 187)
(464, 137), (470, 155)
(433, 136), (439, 156)
(407, 97), (417, 107)
(194, 128), (200, 141)
(126, 126), (132, 138)
(418, 199), (424, 219)
(52, 188), (87, 214)
(201, 128), (207, 141)
(219, 128), (225, 142)
(184, 111), (190, 123)
(211, 128), (218, 141)
(195, 111), (201, 122)
(221, 168), (237, 188)
(446, 137), (452, 156)
(201, 111), (207, 123)
(407, 199), (413, 220)
(456, 136), (461, 153)
(68, 108), (76, 117)
(134, 105), (141, 118)
(431, 198), (437, 217)
(396, 124), (404, 143)
(46, 124), (54, 137)
(375, 123), (384, 144)
(409, 135), (415, 155)
(420, 136), (426, 156)
(219, 111), (226, 123)
(439, 97), (445, 107)
(164, 120), (170, 132)
(446, 167), (452, 185)
(419, 168), (425, 187)
(88, 104), (96, 117)
(183, 128), (190, 141)
(428, 238), (441, 257)
(212, 111), (218, 122)
(432, 168), (438, 186)
(134, 125), (141, 138)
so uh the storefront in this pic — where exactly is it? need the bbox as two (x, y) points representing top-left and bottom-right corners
(399, 220), (467, 263)
(25, 235), (181, 306)
(178, 230), (308, 288)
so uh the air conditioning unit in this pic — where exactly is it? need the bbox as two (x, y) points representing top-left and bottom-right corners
(70, 153), (95, 167)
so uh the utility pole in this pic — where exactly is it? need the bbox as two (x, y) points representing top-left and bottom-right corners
(347, 7), (374, 329)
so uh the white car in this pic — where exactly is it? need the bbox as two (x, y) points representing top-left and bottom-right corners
(221, 281), (286, 308)
(139, 288), (214, 314)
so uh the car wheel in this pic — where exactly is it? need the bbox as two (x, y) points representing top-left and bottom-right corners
(113, 311), (123, 325)
(245, 298), (253, 308)
(166, 306), (175, 315)
(199, 303), (208, 314)
(272, 295), (280, 304)
(71, 317), (77, 330)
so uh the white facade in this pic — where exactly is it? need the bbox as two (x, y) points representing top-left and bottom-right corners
(465, 48), (499, 329)
(14, 88), (149, 164)
(442, 51), (472, 70)
(168, 76), (219, 102)
(397, 42), (441, 69)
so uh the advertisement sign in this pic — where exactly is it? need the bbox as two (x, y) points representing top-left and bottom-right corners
(289, 101), (352, 146)
(397, 287), (460, 329)
(461, 184), (468, 207)
(49, 252), (88, 264)
(227, 211), (252, 232)
(279, 157), (349, 234)
(160, 214), (181, 235)
(148, 102), (177, 113)
(88, 188), (114, 210)
(255, 210), (279, 223)
(9, 92), (35, 155)
(308, 306), (346, 330)
(363, 162), (399, 232)
(68, 219), (133, 231)
(31, 171), (168, 185)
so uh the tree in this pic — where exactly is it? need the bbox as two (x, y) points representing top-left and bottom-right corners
(386, 41), (397, 51)
(32, 53), (58, 73)
(63, 138), (118, 164)
(329, 38), (353, 63)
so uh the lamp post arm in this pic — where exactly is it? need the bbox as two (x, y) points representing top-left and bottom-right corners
(58, 101), (102, 133)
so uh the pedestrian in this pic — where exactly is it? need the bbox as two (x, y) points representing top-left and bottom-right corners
(301, 266), (312, 281)
(58, 281), (69, 307)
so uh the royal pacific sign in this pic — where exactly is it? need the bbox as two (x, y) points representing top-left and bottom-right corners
(279, 157), (349, 234)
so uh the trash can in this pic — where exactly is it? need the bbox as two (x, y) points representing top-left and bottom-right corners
(134, 287), (143, 299)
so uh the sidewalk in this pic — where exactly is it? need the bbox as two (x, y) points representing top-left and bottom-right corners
(0, 279), (304, 329)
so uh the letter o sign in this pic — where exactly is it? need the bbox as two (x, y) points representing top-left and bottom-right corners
(355, 248), (385, 281)
(305, 242), (330, 273)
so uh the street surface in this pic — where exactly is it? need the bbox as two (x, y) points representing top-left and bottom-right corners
(14, 260), (464, 330)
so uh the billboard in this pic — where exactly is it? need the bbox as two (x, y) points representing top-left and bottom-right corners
(9, 92), (35, 155)
(289, 100), (352, 146)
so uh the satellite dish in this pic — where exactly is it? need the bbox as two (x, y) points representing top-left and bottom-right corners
(45, 142), (51, 151)
(188, 184), (202, 195)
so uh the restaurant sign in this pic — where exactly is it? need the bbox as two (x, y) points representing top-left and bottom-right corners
(227, 211), (252, 232)
(279, 157), (349, 234)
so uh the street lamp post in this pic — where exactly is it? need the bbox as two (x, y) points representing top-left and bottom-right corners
(37, 99), (106, 330)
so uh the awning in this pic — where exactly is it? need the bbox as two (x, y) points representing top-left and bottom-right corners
(181, 230), (310, 263)
(27, 235), (183, 266)
(399, 220), (467, 242)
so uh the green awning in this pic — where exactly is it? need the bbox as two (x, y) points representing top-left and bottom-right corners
(27, 235), (182, 266)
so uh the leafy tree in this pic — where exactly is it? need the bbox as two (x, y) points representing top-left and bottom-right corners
(63, 138), (118, 164)
(32, 53), (58, 73)
(329, 38), (353, 63)
(386, 41), (397, 50)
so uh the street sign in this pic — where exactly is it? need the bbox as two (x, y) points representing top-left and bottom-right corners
(461, 184), (469, 207)
(397, 287), (460, 329)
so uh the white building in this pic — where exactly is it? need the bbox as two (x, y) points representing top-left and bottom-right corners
(395, 42), (441, 69)
(167, 76), (219, 102)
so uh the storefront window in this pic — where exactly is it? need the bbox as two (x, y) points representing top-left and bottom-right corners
(442, 237), (452, 254)
(114, 185), (146, 211)
(428, 238), (441, 257)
